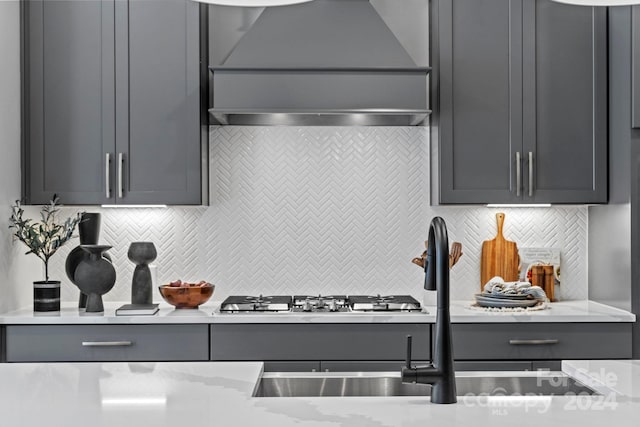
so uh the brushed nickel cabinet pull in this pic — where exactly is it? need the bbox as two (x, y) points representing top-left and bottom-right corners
(509, 339), (559, 345)
(118, 152), (124, 199)
(105, 153), (111, 199)
(528, 151), (534, 197)
(516, 152), (521, 197)
(82, 341), (133, 347)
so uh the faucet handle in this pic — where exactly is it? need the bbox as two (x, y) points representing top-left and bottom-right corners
(405, 335), (413, 369)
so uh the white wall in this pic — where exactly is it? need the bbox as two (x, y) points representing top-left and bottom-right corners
(589, 204), (631, 310)
(44, 127), (589, 304)
(3, 0), (591, 307)
(0, 0), (36, 312)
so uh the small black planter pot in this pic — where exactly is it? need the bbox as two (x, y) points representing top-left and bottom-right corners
(33, 280), (61, 312)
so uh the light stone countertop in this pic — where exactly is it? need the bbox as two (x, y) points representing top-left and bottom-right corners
(1, 360), (639, 427)
(562, 360), (640, 398)
(0, 299), (634, 324)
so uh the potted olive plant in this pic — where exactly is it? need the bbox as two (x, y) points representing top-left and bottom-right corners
(9, 197), (83, 312)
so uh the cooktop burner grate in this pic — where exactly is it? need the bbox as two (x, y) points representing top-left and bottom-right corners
(292, 295), (349, 313)
(348, 295), (422, 312)
(219, 295), (292, 312)
(219, 294), (422, 313)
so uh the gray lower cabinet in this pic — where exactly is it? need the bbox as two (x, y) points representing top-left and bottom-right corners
(320, 361), (429, 372)
(2, 322), (630, 366)
(0, 326), (5, 363)
(210, 324), (431, 363)
(452, 323), (632, 361)
(263, 361), (321, 372)
(435, 0), (607, 204)
(211, 322), (630, 372)
(23, 0), (202, 205)
(454, 361), (535, 371)
(4, 325), (209, 362)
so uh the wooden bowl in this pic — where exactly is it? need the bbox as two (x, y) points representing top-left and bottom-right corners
(158, 283), (214, 309)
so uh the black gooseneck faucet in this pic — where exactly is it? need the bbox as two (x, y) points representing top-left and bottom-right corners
(401, 216), (457, 404)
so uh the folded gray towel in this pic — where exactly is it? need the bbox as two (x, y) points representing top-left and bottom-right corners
(482, 276), (548, 301)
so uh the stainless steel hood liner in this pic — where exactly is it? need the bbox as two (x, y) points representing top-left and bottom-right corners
(209, 0), (430, 126)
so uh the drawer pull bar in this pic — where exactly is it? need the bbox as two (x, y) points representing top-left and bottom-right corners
(118, 152), (124, 199)
(515, 151), (521, 197)
(509, 339), (559, 345)
(528, 151), (534, 197)
(82, 341), (133, 347)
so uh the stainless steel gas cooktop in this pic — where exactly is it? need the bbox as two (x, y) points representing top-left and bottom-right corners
(218, 294), (422, 313)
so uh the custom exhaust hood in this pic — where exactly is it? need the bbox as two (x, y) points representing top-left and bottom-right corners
(209, 0), (430, 126)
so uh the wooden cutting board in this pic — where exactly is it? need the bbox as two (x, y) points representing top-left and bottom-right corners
(480, 213), (520, 289)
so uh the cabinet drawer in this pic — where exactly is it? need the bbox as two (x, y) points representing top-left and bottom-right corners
(0, 326), (5, 363)
(452, 323), (632, 360)
(5, 325), (209, 362)
(320, 360), (429, 372)
(263, 361), (321, 372)
(454, 361), (533, 371)
(211, 324), (430, 361)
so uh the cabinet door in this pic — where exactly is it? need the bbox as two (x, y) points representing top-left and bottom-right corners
(0, 326), (5, 363)
(25, 0), (115, 205)
(115, 0), (201, 205)
(454, 361), (533, 371)
(211, 324), (431, 361)
(320, 361), (429, 372)
(263, 362), (320, 372)
(5, 325), (209, 362)
(436, 0), (523, 204)
(452, 323), (632, 360)
(522, 0), (607, 203)
(633, 6), (640, 128)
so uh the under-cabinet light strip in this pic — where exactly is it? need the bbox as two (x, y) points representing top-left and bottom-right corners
(190, 0), (314, 6)
(101, 204), (168, 209)
(101, 397), (167, 406)
(486, 204), (552, 208)
(551, 1), (640, 6)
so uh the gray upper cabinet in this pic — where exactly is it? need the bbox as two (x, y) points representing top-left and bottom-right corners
(24, 0), (115, 205)
(435, 0), (607, 204)
(632, 6), (640, 128)
(522, 0), (607, 203)
(436, 0), (523, 204)
(114, 0), (201, 204)
(23, 0), (202, 205)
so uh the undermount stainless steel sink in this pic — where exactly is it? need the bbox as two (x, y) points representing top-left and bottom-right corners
(254, 371), (599, 398)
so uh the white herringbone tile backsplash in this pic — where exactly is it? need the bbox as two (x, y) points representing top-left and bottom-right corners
(42, 126), (588, 303)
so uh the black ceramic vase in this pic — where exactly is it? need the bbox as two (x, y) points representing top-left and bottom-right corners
(65, 213), (111, 309)
(74, 245), (116, 313)
(128, 242), (157, 305)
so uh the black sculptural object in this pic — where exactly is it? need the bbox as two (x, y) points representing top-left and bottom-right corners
(128, 242), (157, 305)
(65, 213), (111, 309)
(74, 245), (116, 313)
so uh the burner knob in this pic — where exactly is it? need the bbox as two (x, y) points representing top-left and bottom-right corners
(302, 299), (312, 312)
(328, 300), (338, 312)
